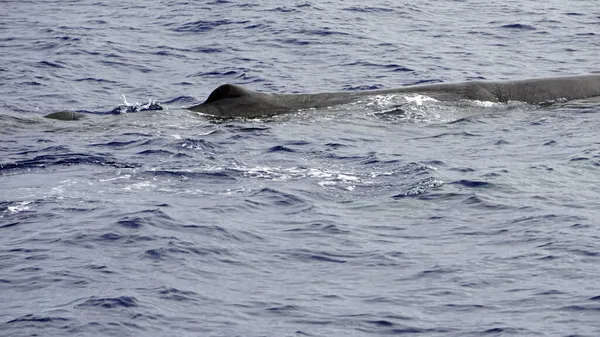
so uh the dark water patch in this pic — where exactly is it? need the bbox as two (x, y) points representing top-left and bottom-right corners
(225, 125), (271, 133)
(193, 47), (222, 54)
(6, 248), (47, 253)
(535, 290), (566, 296)
(462, 195), (508, 210)
(88, 140), (138, 148)
(183, 224), (263, 244)
(482, 327), (523, 334)
(61, 231), (154, 248)
(143, 243), (230, 262)
(345, 61), (414, 73)
(0, 221), (20, 229)
(558, 304), (600, 312)
(447, 117), (486, 125)
(267, 145), (296, 153)
(356, 326), (436, 335)
(189, 70), (241, 78)
(421, 160), (444, 167)
(300, 29), (350, 37)
(161, 95), (198, 104)
(123, 132), (154, 137)
(20, 81), (43, 86)
(445, 304), (487, 312)
(499, 23), (536, 30)
(55, 35), (80, 41)
(173, 19), (249, 33)
(324, 142), (350, 149)
(383, 64), (414, 72)
(277, 38), (311, 46)
(0, 153), (137, 172)
(281, 249), (349, 263)
(84, 264), (117, 274)
(245, 187), (311, 213)
(76, 296), (139, 309)
(235, 3), (259, 8)
(158, 287), (200, 302)
(74, 77), (118, 83)
(99, 60), (152, 73)
(410, 192), (464, 201)
(450, 167), (475, 172)
(100, 232), (122, 241)
(147, 169), (236, 182)
(451, 179), (492, 188)
(313, 151), (401, 165)
(37, 60), (65, 68)
(404, 78), (444, 86)
(343, 6), (395, 13)
(361, 154), (384, 165)
(417, 131), (481, 139)
(115, 209), (178, 230)
(152, 50), (185, 58)
(15, 145), (69, 156)
(16, 267), (42, 272)
(143, 247), (194, 261)
(264, 304), (303, 316)
(418, 265), (458, 277)
(285, 140), (310, 146)
(207, 0), (232, 4)
(136, 149), (182, 157)
(283, 221), (350, 235)
(245, 23), (269, 30)
(366, 319), (394, 327)
(103, 52), (122, 59)
(86, 19), (108, 25)
(510, 214), (586, 226)
(568, 248), (599, 257)
(528, 165), (553, 171)
(6, 315), (70, 324)
(268, 6), (299, 13)
(181, 224), (229, 236)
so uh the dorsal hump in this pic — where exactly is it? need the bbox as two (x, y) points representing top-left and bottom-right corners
(204, 84), (253, 103)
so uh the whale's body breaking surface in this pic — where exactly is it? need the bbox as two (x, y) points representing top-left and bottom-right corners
(187, 74), (600, 118)
(44, 74), (600, 120)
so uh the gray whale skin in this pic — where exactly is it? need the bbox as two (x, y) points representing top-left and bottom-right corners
(45, 74), (600, 120)
(188, 74), (600, 118)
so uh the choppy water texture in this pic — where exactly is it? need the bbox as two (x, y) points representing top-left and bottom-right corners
(2, 1), (600, 336)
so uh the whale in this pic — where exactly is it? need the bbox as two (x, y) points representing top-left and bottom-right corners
(44, 74), (600, 120)
(188, 74), (600, 118)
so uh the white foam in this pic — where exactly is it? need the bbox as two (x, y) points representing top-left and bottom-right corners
(7, 201), (32, 214)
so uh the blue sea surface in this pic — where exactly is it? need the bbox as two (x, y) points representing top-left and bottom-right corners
(2, 1), (600, 336)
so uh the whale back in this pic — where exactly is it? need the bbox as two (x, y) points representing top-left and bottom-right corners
(189, 74), (600, 118)
(204, 84), (255, 104)
(189, 84), (289, 118)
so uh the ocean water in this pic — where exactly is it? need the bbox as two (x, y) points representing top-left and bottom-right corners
(2, 1), (600, 336)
